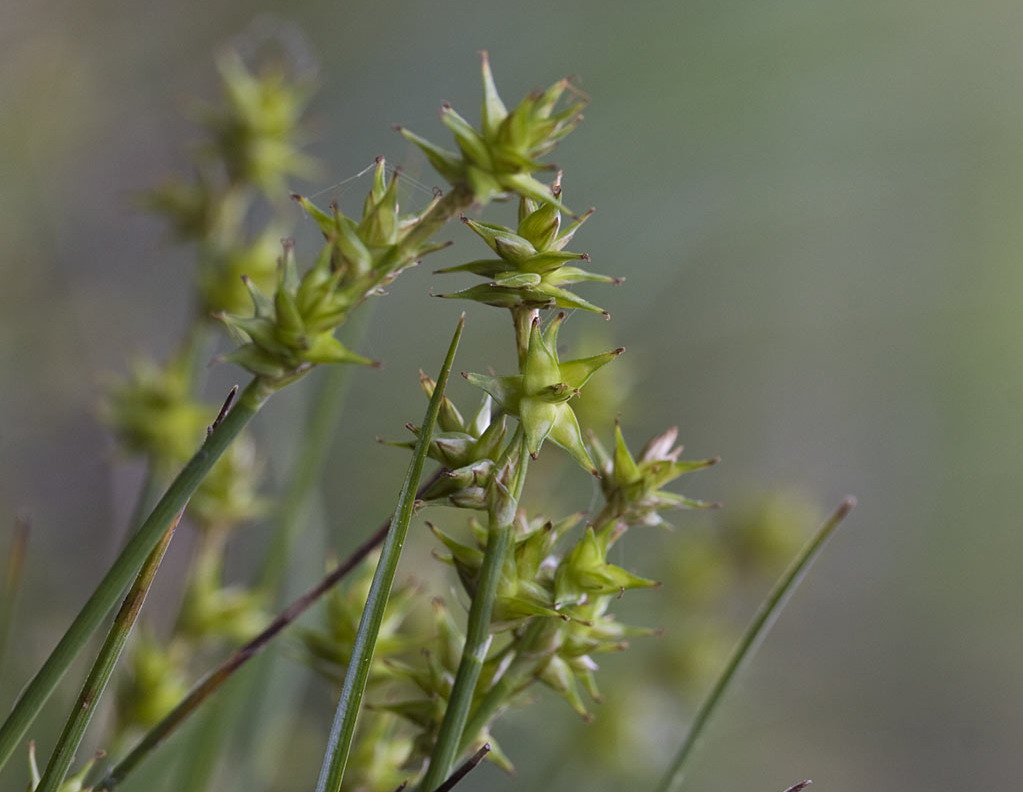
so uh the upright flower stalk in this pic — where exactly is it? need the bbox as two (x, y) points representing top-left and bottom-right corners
(294, 55), (721, 792)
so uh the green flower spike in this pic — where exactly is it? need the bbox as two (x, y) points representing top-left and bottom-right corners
(398, 52), (587, 208)
(383, 372), (508, 507)
(223, 159), (456, 385)
(554, 526), (659, 608)
(198, 228), (284, 316)
(464, 313), (623, 474)
(217, 239), (376, 385)
(437, 176), (622, 315)
(104, 353), (210, 465)
(292, 157), (451, 290)
(431, 512), (580, 630)
(592, 422), (720, 529)
(207, 50), (316, 196)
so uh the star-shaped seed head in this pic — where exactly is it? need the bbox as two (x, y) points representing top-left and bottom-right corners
(436, 176), (622, 315)
(463, 314), (623, 474)
(398, 52), (587, 208)
(591, 422), (720, 527)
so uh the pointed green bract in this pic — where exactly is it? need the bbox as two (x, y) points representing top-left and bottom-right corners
(314, 315), (466, 792)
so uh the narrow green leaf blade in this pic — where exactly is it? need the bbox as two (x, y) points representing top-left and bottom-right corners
(314, 314), (466, 792)
(0, 379), (269, 773)
(655, 497), (856, 792)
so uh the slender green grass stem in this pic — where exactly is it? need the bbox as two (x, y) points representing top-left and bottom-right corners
(419, 433), (529, 792)
(0, 516), (30, 677)
(315, 316), (465, 792)
(0, 377), (270, 774)
(35, 510), (183, 792)
(459, 618), (547, 751)
(95, 467), (446, 792)
(654, 497), (856, 792)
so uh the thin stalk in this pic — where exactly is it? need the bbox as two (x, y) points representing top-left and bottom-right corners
(0, 377), (271, 773)
(35, 509), (184, 792)
(459, 617), (548, 751)
(95, 467), (446, 792)
(654, 497), (856, 792)
(315, 315), (465, 792)
(0, 516), (30, 676)
(419, 433), (529, 792)
(511, 308), (538, 369)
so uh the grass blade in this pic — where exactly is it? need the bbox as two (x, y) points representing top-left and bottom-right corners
(0, 379), (270, 773)
(35, 508), (184, 792)
(314, 315), (465, 792)
(655, 497), (856, 792)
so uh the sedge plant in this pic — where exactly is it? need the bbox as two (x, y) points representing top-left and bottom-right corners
(0, 39), (853, 792)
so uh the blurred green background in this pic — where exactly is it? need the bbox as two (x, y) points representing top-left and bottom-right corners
(3, 1), (1023, 790)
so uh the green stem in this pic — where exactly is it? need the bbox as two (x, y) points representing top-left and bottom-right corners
(419, 432), (529, 792)
(654, 497), (856, 792)
(459, 618), (548, 751)
(0, 377), (271, 774)
(511, 308), (538, 370)
(35, 510), (183, 792)
(0, 516), (30, 679)
(315, 315), (465, 792)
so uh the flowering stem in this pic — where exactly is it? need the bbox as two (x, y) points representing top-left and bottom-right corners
(419, 431), (530, 792)
(654, 497), (856, 792)
(35, 509), (184, 792)
(315, 315), (465, 792)
(0, 377), (272, 773)
(459, 617), (548, 752)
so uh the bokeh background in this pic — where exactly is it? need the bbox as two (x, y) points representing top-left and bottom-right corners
(3, 1), (1023, 791)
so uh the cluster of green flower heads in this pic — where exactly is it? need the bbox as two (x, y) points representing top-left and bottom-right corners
(436, 178), (622, 316)
(398, 52), (586, 208)
(292, 53), (726, 792)
(99, 50), (315, 749)
(217, 158), (454, 384)
(15, 41), (820, 792)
